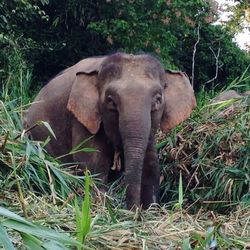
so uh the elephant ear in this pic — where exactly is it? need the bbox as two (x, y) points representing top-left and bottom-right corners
(161, 70), (196, 132)
(67, 58), (105, 134)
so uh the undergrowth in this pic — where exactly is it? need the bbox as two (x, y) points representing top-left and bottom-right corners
(158, 71), (250, 212)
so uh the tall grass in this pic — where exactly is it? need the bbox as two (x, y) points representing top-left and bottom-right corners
(0, 93), (91, 249)
(158, 76), (250, 211)
(0, 99), (86, 198)
(0, 38), (33, 104)
(0, 48), (95, 249)
(0, 48), (87, 215)
(75, 171), (92, 249)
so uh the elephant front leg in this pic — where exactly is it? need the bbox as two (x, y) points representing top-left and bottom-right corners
(141, 141), (160, 209)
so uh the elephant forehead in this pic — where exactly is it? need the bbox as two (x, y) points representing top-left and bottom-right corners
(122, 74), (160, 86)
(98, 54), (166, 95)
(122, 63), (160, 79)
(101, 53), (164, 78)
(104, 77), (162, 98)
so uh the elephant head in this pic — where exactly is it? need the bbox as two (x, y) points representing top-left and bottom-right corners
(66, 53), (196, 209)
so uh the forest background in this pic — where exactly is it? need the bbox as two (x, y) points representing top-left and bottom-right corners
(1, 0), (249, 95)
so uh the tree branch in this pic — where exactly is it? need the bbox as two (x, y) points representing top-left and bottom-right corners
(191, 23), (200, 88)
(204, 46), (222, 86)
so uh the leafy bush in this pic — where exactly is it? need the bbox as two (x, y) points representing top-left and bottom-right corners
(0, 0), (49, 91)
(0, 94), (86, 211)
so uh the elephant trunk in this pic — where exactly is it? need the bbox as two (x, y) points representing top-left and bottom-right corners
(119, 109), (151, 209)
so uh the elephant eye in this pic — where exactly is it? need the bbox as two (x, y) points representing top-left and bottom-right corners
(152, 93), (162, 111)
(155, 94), (162, 104)
(106, 95), (117, 109)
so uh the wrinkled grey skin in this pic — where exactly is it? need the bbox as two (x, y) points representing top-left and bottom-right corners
(25, 53), (196, 209)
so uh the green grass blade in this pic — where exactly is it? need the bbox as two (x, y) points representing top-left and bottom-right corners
(21, 233), (44, 250)
(70, 136), (94, 153)
(75, 197), (83, 246)
(74, 171), (92, 249)
(0, 206), (32, 225)
(106, 197), (118, 223)
(182, 238), (191, 250)
(42, 240), (70, 250)
(2, 220), (81, 247)
(0, 224), (15, 250)
(39, 121), (56, 139)
(178, 171), (183, 208)
(81, 171), (91, 241)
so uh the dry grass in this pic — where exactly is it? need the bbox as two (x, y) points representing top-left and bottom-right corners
(2, 190), (250, 249)
(158, 95), (250, 211)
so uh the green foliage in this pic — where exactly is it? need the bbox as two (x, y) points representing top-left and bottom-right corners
(2, 193), (249, 249)
(0, 70), (249, 248)
(0, 0), (48, 30)
(87, 0), (180, 64)
(75, 171), (91, 249)
(0, 98), (87, 203)
(223, 0), (250, 34)
(1, 0), (249, 90)
(173, 171), (184, 210)
(0, 38), (32, 102)
(0, 207), (81, 249)
(0, 0), (49, 92)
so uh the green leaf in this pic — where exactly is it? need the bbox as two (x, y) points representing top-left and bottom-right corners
(42, 240), (70, 250)
(70, 136), (94, 153)
(75, 197), (82, 243)
(45, 161), (70, 192)
(79, 148), (97, 153)
(178, 172), (183, 208)
(182, 238), (191, 250)
(1, 220), (80, 247)
(156, 140), (168, 150)
(81, 171), (91, 240)
(75, 171), (92, 249)
(39, 121), (56, 139)
(106, 197), (118, 223)
(21, 233), (44, 250)
(0, 224), (15, 250)
(0, 206), (32, 226)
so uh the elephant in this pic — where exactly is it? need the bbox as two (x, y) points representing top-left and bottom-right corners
(25, 53), (196, 209)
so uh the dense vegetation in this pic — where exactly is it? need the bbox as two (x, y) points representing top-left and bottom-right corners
(0, 0), (250, 249)
(1, 0), (249, 92)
